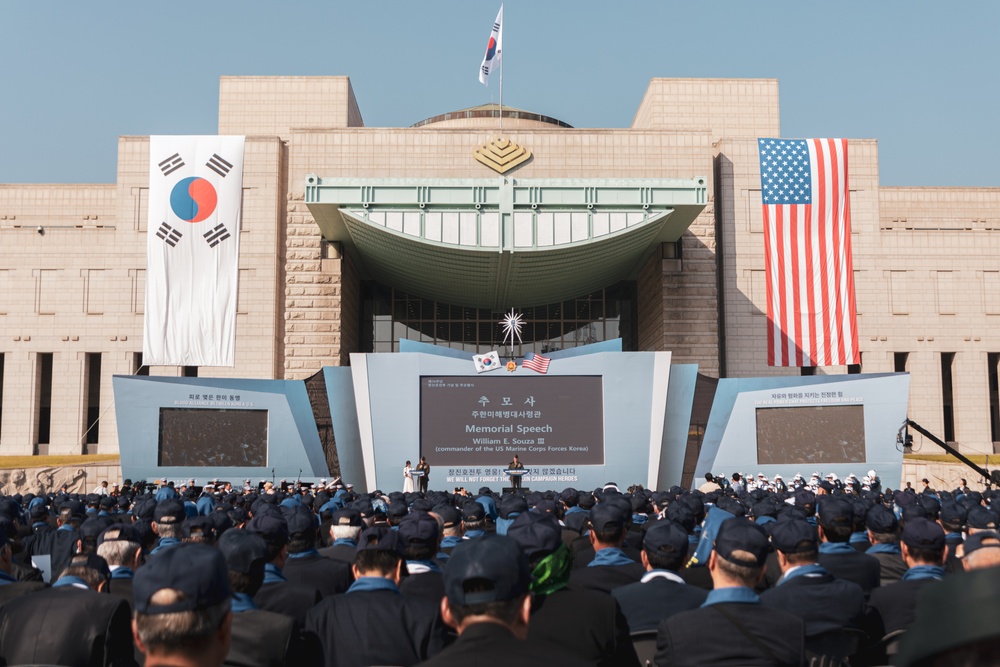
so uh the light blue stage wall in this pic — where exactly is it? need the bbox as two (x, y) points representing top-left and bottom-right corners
(695, 373), (910, 485)
(326, 341), (697, 493)
(113, 375), (328, 483)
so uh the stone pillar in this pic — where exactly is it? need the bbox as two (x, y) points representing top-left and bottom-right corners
(283, 203), (361, 378)
(0, 351), (35, 455)
(637, 217), (721, 378)
(94, 351), (134, 455)
(47, 352), (85, 455)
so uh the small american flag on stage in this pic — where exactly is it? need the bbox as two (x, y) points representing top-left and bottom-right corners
(522, 352), (550, 374)
(758, 138), (859, 367)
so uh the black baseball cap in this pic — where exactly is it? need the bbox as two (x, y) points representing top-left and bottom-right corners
(97, 524), (140, 547)
(666, 502), (696, 533)
(589, 503), (625, 532)
(793, 489), (816, 512)
(153, 499), (186, 525)
(386, 502), (409, 521)
(79, 517), (112, 542)
(246, 513), (289, 547)
(434, 505), (461, 528)
(28, 503), (48, 521)
(507, 510), (561, 561)
(967, 507), (999, 530)
(866, 505), (899, 534)
(444, 534), (530, 606)
(462, 502), (486, 522)
(133, 543), (231, 615)
(939, 502), (968, 526)
(133, 498), (156, 521)
(902, 503), (930, 523)
(357, 526), (404, 553)
(816, 497), (853, 527)
(183, 516), (216, 542)
(533, 499), (557, 516)
(60, 499), (86, 519)
(642, 520), (689, 555)
(769, 518), (818, 554)
(499, 495), (527, 520)
(218, 528), (268, 575)
(64, 552), (111, 582)
(713, 519), (770, 568)
(331, 508), (362, 527)
(901, 517), (945, 551)
(961, 530), (1000, 558)
(398, 511), (440, 547)
(284, 510), (317, 538)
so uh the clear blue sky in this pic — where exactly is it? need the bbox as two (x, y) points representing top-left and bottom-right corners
(1, 1), (996, 187)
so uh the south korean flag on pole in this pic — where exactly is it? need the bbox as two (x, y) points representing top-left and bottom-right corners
(478, 4), (503, 86)
(144, 136), (245, 367)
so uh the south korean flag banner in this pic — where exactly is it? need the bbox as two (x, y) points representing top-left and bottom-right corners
(144, 136), (245, 366)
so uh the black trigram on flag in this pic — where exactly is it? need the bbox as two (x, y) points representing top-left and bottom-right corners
(158, 153), (185, 176)
(203, 223), (231, 248)
(156, 222), (183, 247)
(206, 153), (233, 178)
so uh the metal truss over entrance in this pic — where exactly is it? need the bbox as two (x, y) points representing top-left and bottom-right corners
(305, 176), (707, 309)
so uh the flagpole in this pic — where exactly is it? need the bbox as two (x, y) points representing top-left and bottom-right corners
(498, 31), (503, 131)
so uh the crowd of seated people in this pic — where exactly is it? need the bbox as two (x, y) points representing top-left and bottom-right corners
(0, 471), (997, 666)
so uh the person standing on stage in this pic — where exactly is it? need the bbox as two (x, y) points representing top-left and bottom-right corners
(508, 454), (525, 490)
(403, 461), (415, 494)
(416, 456), (430, 494)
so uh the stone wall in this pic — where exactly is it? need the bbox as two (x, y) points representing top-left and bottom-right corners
(282, 201), (360, 378)
(0, 462), (121, 496)
(902, 459), (996, 493)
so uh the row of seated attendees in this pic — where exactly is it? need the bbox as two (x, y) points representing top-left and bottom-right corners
(0, 475), (998, 666)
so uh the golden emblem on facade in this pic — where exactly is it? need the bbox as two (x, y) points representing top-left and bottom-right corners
(473, 137), (532, 174)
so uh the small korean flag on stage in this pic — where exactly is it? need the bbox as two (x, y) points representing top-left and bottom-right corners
(473, 351), (502, 373)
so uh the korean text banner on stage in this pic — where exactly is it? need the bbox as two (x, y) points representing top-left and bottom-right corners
(420, 376), (604, 466)
(144, 136), (245, 367)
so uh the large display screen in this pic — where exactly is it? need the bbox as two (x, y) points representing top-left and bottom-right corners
(158, 408), (268, 467)
(755, 405), (866, 465)
(420, 376), (604, 466)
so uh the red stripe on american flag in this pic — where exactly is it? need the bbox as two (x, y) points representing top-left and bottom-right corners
(763, 201), (777, 366)
(804, 173), (818, 366)
(777, 206), (791, 365)
(814, 138), (828, 366)
(815, 139), (833, 365)
(790, 198), (804, 367)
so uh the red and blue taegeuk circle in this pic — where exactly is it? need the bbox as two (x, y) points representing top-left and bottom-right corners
(170, 177), (218, 223)
(484, 37), (497, 60)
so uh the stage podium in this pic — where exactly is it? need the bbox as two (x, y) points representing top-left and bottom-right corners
(504, 468), (529, 493)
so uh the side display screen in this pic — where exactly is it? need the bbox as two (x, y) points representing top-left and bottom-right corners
(158, 408), (268, 467)
(755, 405), (866, 465)
(420, 376), (604, 466)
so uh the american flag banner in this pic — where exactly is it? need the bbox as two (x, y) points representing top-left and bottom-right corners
(522, 352), (550, 374)
(758, 138), (859, 367)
